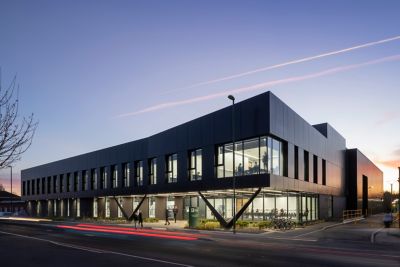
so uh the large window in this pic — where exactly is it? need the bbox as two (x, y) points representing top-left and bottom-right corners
(59, 174), (64, 193)
(149, 158), (157, 185)
(53, 176), (57, 194)
(22, 181), (26, 196)
(111, 165), (118, 188)
(74, 172), (78, 192)
(82, 170), (88, 191)
(36, 178), (40, 195)
(313, 155), (318, 184)
(166, 154), (177, 183)
(304, 151), (309, 182)
(189, 149), (202, 181)
(100, 167), (107, 189)
(66, 173), (70, 192)
(41, 177), (45, 194)
(46, 177), (51, 194)
(135, 161), (143, 186)
(322, 159), (326, 185)
(216, 136), (285, 178)
(122, 163), (130, 187)
(91, 168), (97, 190)
(294, 146), (299, 179)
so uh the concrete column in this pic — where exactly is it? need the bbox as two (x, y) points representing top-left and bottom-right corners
(174, 196), (184, 220)
(98, 198), (105, 218)
(123, 197), (133, 216)
(155, 196), (167, 219)
(110, 197), (118, 218)
(141, 198), (149, 218)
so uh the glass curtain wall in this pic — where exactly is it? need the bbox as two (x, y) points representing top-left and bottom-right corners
(184, 191), (319, 222)
(217, 136), (285, 178)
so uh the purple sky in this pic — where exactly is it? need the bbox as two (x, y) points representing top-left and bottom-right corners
(0, 0), (399, 195)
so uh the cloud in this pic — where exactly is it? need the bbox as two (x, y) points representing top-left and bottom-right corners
(375, 112), (399, 126)
(378, 159), (400, 169)
(116, 54), (400, 117)
(163, 35), (400, 94)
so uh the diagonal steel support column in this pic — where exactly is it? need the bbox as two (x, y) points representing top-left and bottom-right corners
(198, 191), (228, 228)
(113, 194), (147, 222)
(226, 187), (262, 229)
(113, 196), (129, 221)
(128, 194), (147, 221)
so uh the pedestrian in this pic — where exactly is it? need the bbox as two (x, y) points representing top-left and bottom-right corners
(132, 212), (138, 229)
(165, 208), (170, 225)
(138, 210), (143, 228)
(173, 205), (178, 223)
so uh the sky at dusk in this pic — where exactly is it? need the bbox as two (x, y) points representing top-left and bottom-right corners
(0, 0), (399, 195)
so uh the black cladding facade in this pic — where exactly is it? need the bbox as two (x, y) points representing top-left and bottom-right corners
(21, 91), (383, 220)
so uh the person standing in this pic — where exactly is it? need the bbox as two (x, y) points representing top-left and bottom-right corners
(173, 205), (178, 223)
(165, 208), (170, 225)
(132, 212), (138, 229)
(138, 210), (143, 228)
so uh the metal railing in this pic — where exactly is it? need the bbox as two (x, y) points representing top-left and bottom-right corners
(343, 209), (363, 222)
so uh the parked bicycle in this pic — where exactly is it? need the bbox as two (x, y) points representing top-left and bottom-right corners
(272, 217), (296, 230)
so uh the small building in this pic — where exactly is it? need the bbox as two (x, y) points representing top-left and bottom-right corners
(20, 92), (383, 224)
(0, 191), (26, 215)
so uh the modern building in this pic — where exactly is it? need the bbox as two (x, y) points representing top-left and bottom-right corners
(21, 92), (383, 225)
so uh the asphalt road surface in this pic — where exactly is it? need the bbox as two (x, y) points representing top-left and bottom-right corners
(0, 219), (399, 267)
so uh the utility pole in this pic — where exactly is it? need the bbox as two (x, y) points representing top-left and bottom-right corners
(398, 167), (400, 229)
(228, 95), (236, 234)
(9, 166), (13, 214)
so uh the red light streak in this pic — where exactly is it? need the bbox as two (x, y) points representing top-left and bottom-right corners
(57, 225), (198, 241)
(76, 223), (205, 238)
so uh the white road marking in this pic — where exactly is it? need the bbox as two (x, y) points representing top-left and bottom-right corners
(0, 230), (194, 267)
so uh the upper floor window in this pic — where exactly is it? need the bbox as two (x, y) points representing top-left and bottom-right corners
(111, 165), (118, 188)
(82, 170), (88, 191)
(59, 174), (64, 193)
(216, 136), (285, 178)
(135, 161), (143, 186)
(100, 167), (107, 189)
(27, 180), (31, 195)
(66, 173), (71, 192)
(22, 181), (26, 196)
(189, 149), (202, 181)
(91, 168), (97, 190)
(166, 154), (178, 183)
(149, 158), (157, 185)
(31, 179), (35, 195)
(53, 175), (57, 194)
(74, 172), (79, 192)
(122, 163), (130, 187)
(47, 177), (51, 194)
(41, 177), (45, 195)
(304, 150), (309, 182)
(37, 178), (40, 194)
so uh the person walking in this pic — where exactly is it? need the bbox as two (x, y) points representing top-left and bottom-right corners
(173, 205), (178, 223)
(138, 210), (143, 228)
(132, 212), (138, 229)
(165, 208), (170, 225)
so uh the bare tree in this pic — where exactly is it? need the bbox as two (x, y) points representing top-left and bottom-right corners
(0, 74), (38, 168)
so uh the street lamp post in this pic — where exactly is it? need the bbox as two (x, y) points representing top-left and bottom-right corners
(9, 166), (13, 214)
(228, 95), (236, 234)
(398, 167), (400, 229)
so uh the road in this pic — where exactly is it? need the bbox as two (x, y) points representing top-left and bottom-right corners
(0, 217), (399, 267)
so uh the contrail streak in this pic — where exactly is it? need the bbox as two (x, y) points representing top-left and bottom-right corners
(116, 55), (400, 117)
(164, 35), (400, 94)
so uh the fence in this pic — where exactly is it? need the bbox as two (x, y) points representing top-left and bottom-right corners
(342, 209), (363, 222)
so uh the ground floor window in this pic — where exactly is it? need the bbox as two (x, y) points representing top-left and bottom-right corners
(118, 197), (123, 218)
(184, 191), (319, 222)
(67, 199), (70, 217)
(93, 198), (98, 218)
(105, 197), (110, 218)
(149, 197), (156, 218)
(53, 200), (57, 216)
(77, 198), (81, 217)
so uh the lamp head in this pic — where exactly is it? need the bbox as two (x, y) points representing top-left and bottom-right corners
(228, 95), (235, 101)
